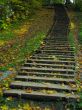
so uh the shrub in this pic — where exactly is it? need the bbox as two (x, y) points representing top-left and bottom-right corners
(75, 0), (82, 11)
(0, 0), (43, 30)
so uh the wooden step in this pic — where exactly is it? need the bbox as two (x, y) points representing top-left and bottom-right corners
(15, 75), (75, 83)
(44, 38), (72, 41)
(33, 53), (75, 57)
(42, 47), (74, 51)
(24, 63), (75, 69)
(31, 56), (75, 61)
(4, 89), (78, 100)
(44, 40), (69, 42)
(26, 59), (75, 65)
(45, 43), (70, 45)
(41, 50), (74, 54)
(43, 44), (71, 47)
(44, 41), (69, 44)
(18, 72), (75, 78)
(35, 50), (75, 56)
(32, 54), (75, 58)
(10, 81), (77, 91)
(43, 44), (73, 47)
(21, 67), (75, 74)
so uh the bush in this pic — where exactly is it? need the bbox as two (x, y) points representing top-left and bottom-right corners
(30, 0), (42, 9)
(75, 0), (82, 11)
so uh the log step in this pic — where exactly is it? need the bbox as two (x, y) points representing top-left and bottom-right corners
(24, 63), (75, 69)
(32, 54), (75, 58)
(15, 75), (75, 83)
(26, 59), (75, 65)
(18, 72), (75, 78)
(40, 50), (74, 54)
(4, 89), (78, 100)
(21, 67), (75, 74)
(10, 81), (77, 91)
(30, 56), (75, 61)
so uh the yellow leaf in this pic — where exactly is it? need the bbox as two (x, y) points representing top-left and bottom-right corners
(6, 96), (13, 101)
(25, 88), (32, 93)
(77, 87), (81, 92)
(0, 88), (3, 96)
(8, 68), (14, 71)
(11, 108), (17, 110)
(70, 22), (75, 29)
(44, 107), (50, 110)
(0, 40), (6, 46)
(66, 93), (71, 97)
(1, 105), (8, 110)
(5, 83), (9, 88)
(23, 104), (32, 110)
(46, 90), (54, 94)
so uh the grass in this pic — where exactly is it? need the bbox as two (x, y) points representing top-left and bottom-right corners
(0, 32), (46, 71)
(0, 8), (54, 71)
(0, 31), (15, 41)
(68, 32), (75, 47)
(68, 32), (77, 53)
(78, 30), (82, 44)
(74, 11), (82, 109)
(75, 12), (82, 45)
(13, 32), (45, 65)
(24, 32), (45, 53)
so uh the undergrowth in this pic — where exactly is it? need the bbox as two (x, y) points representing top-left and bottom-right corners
(0, 32), (45, 71)
(68, 32), (77, 53)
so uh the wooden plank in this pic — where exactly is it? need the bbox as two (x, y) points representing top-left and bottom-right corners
(41, 47), (74, 51)
(24, 63), (75, 69)
(18, 71), (75, 77)
(21, 67), (75, 73)
(32, 54), (75, 58)
(15, 75), (75, 83)
(33, 53), (75, 57)
(26, 59), (75, 64)
(10, 81), (77, 91)
(41, 50), (74, 54)
(4, 89), (78, 99)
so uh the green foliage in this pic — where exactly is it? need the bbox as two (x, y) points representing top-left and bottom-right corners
(42, 0), (64, 5)
(78, 31), (82, 44)
(0, 32), (45, 71)
(68, 32), (77, 53)
(0, 31), (15, 41)
(23, 32), (45, 54)
(52, 0), (64, 4)
(0, 0), (43, 30)
(15, 32), (45, 65)
(75, 0), (82, 11)
(68, 32), (75, 47)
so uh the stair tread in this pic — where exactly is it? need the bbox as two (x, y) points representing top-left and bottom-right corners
(41, 50), (74, 52)
(15, 75), (75, 82)
(11, 81), (77, 91)
(4, 89), (78, 99)
(27, 59), (75, 63)
(29, 58), (75, 62)
(21, 67), (75, 72)
(33, 54), (75, 58)
(24, 62), (75, 68)
(19, 71), (75, 76)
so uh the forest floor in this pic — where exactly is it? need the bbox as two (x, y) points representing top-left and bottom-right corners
(0, 7), (56, 110)
(0, 8), (54, 72)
